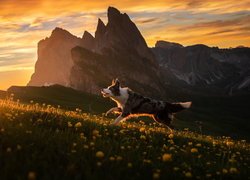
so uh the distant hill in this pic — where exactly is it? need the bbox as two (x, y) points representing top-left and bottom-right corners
(7, 85), (113, 114)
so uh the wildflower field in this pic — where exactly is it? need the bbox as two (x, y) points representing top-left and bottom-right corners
(0, 95), (249, 179)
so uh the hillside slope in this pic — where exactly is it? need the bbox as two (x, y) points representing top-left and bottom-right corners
(4, 85), (250, 140)
(7, 85), (113, 114)
(0, 98), (249, 179)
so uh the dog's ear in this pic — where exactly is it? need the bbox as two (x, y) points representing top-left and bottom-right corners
(115, 78), (120, 87)
(112, 79), (116, 85)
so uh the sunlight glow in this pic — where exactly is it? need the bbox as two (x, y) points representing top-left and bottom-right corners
(0, 0), (249, 90)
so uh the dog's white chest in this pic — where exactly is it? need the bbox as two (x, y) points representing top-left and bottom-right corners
(111, 87), (129, 109)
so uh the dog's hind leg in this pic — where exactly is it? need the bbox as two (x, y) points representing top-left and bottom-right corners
(153, 114), (174, 131)
(113, 115), (125, 125)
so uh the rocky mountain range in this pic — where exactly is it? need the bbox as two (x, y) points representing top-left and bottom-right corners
(28, 7), (250, 97)
(28, 7), (165, 97)
(152, 41), (250, 94)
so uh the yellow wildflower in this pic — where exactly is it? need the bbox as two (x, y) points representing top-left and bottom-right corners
(140, 135), (146, 140)
(173, 167), (179, 171)
(28, 171), (36, 180)
(153, 172), (160, 179)
(226, 141), (234, 146)
(75, 122), (82, 128)
(80, 133), (85, 139)
(6, 147), (12, 153)
(127, 163), (133, 168)
(185, 172), (192, 178)
(17, 145), (22, 150)
(169, 147), (175, 151)
(191, 148), (198, 153)
(68, 122), (73, 127)
(93, 130), (99, 136)
(96, 162), (102, 166)
(96, 151), (104, 158)
(139, 127), (145, 132)
(116, 156), (123, 161)
(168, 133), (174, 139)
(162, 153), (172, 162)
(229, 167), (238, 174)
(222, 169), (228, 174)
(206, 174), (212, 178)
(109, 156), (115, 161)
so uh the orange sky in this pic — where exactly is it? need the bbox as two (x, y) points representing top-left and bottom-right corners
(0, 0), (250, 90)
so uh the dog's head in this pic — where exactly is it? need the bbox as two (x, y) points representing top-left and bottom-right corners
(101, 79), (121, 98)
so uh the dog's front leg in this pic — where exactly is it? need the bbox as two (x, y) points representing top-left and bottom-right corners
(112, 110), (129, 125)
(105, 107), (120, 116)
(112, 115), (124, 125)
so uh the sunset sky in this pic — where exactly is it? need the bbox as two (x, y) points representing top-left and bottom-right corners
(0, 0), (250, 90)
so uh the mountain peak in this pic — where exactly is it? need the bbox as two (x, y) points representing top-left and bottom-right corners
(51, 27), (74, 38)
(108, 6), (121, 17)
(107, 7), (124, 25)
(82, 31), (94, 40)
(95, 18), (106, 39)
(82, 31), (95, 50)
(97, 18), (105, 27)
(155, 41), (183, 49)
(29, 7), (161, 94)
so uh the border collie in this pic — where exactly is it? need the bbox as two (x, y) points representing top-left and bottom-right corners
(101, 79), (192, 128)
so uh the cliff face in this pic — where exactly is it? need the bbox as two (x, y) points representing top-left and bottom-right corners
(152, 42), (250, 93)
(28, 7), (165, 97)
(94, 7), (155, 62)
(28, 28), (87, 86)
(69, 7), (164, 96)
(28, 7), (250, 96)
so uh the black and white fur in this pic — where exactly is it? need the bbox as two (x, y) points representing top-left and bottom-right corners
(101, 79), (192, 127)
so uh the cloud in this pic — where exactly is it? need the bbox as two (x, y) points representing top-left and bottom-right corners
(0, 0), (249, 20)
(135, 18), (159, 24)
(0, 0), (250, 89)
(182, 15), (250, 30)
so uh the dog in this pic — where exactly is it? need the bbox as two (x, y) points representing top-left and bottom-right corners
(101, 79), (192, 128)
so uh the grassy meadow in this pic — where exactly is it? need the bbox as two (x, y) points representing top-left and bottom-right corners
(0, 93), (249, 179)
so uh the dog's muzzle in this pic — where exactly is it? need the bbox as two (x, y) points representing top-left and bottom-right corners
(101, 89), (109, 97)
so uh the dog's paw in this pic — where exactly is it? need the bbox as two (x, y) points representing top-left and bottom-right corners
(113, 111), (122, 115)
(111, 121), (120, 126)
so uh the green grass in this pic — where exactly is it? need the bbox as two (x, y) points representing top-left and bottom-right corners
(7, 85), (113, 114)
(0, 96), (249, 179)
(6, 85), (250, 140)
(0, 90), (6, 99)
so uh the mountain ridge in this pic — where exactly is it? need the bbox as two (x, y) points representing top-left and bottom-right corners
(28, 6), (250, 96)
(28, 6), (165, 97)
(152, 41), (250, 94)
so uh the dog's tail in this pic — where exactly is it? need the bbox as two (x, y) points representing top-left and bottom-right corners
(166, 101), (192, 113)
